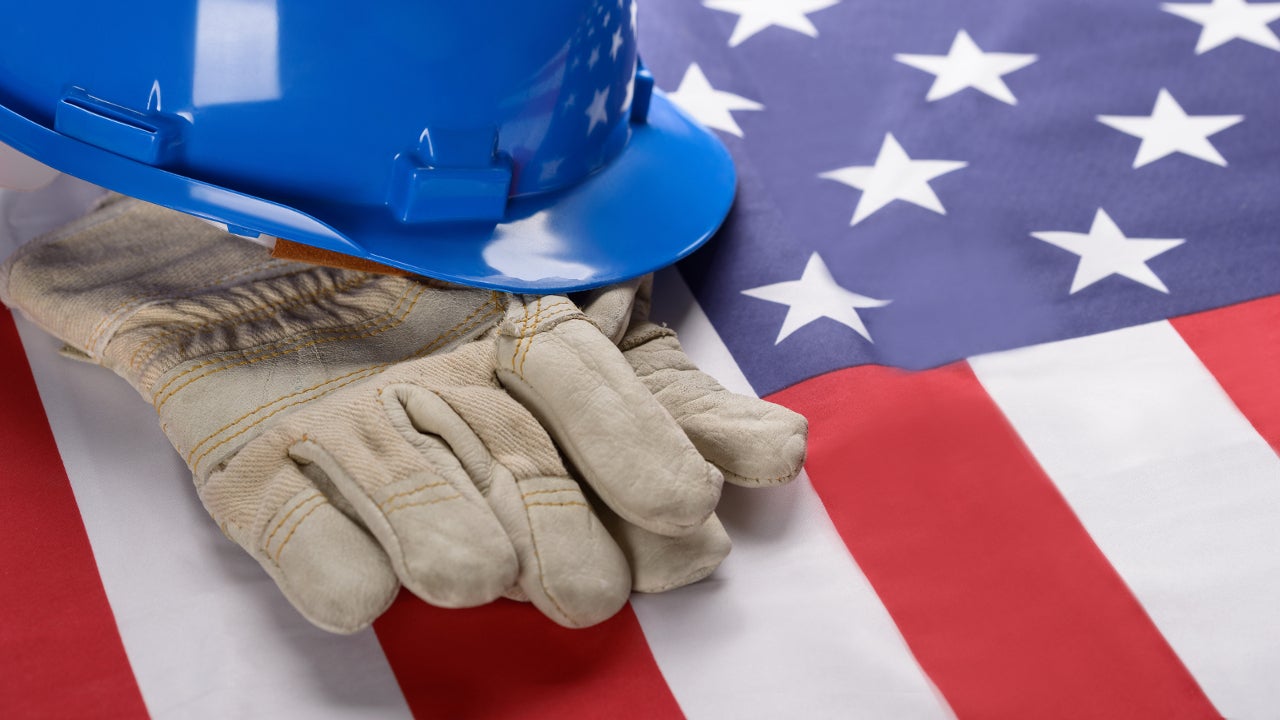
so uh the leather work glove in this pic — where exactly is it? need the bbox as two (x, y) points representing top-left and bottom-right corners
(1, 198), (807, 633)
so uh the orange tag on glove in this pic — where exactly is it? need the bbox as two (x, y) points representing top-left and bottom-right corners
(271, 238), (410, 277)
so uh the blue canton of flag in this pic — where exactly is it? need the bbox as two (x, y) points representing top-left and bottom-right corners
(640, 0), (1280, 396)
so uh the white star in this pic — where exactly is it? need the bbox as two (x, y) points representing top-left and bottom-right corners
(631, 0), (638, 30)
(539, 158), (565, 182)
(1098, 89), (1243, 168)
(666, 63), (763, 137)
(1031, 209), (1185, 294)
(743, 253), (891, 344)
(588, 46), (601, 69)
(585, 88), (610, 134)
(895, 30), (1038, 105)
(1163, 0), (1280, 53)
(611, 27), (625, 59)
(819, 133), (967, 226)
(703, 0), (840, 48)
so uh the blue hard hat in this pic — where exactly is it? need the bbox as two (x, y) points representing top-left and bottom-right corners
(0, 1), (735, 291)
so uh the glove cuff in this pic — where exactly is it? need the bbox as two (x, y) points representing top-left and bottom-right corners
(1, 198), (507, 479)
(1, 197), (299, 363)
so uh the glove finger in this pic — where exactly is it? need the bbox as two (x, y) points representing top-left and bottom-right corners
(573, 277), (643, 345)
(592, 492), (733, 593)
(497, 297), (723, 537)
(622, 325), (808, 488)
(288, 413), (518, 610)
(201, 459), (399, 634)
(490, 469), (632, 627)
(397, 382), (631, 628)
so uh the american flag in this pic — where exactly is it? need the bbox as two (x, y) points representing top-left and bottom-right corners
(3, 0), (1280, 717)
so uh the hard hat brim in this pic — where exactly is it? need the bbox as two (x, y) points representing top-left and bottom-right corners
(0, 91), (735, 292)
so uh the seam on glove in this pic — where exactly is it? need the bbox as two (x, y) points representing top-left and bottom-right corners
(186, 364), (379, 474)
(522, 302), (573, 376)
(618, 324), (678, 353)
(507, 297), (535, 377)
(376, 481), (452, 510)
(272, 499), (330, 564)
(708, 460), (797, 486)
(520, 488), (580, 499)
(382, 493), (464, 516)
(154, 281), (428, 411)
(185, 298), (500, 470)
(512, 299), (580, 379)
(524, 501), (588, 508)
(519, 495), (574, 622)
(262, 491), (325, 557)
(417, 383), (578, 622)
(519, 298), (595, 336)
(186, 298), (502, 474)
(127, 271), (375, 373)
(518, 298), (549, 378)
(507, 297), (580, 350)
(508, 297), (537, 372)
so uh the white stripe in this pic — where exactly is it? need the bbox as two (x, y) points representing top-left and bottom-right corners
(971, 320), (1280, 719)
(15, 316), (412, 720)
(633, 269), (953, 720)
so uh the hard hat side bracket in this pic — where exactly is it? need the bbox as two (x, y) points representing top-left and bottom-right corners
(54, 88), (185, 167)
(387, 127), (514, 224)
(630, 60), (655, 125)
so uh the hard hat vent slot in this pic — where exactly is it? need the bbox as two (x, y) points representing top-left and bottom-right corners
(388, 127), (513, 225)
(55, 89), (182, 166)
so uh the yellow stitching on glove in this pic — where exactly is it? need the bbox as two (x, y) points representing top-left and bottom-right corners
(154, 283), (426, 411)
(520, 488), (581, 499)
(515, 299), (579, 379)
(510, 298), (533, 370)
(272, 501), (329, 563)
(382, 494), (464, 516)
(262, 491), (324, 553)
(377, 481), (452, 510)
(186, 300), (502, 473)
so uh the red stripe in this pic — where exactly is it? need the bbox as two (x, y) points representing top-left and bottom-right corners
(375, 594), (682, 720)
(769, 362), (1218, 720)
(0, 311), (148, 719)
(1172, 295), (1280, 452)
